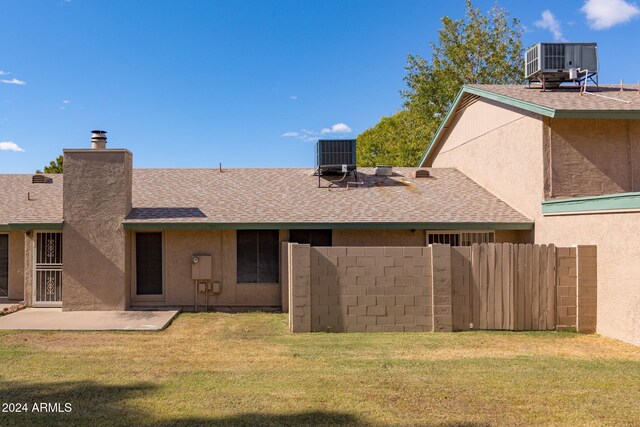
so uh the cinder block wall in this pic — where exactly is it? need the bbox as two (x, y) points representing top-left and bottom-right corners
(556, 247), (577, 328)
(290, 245), (435, 332)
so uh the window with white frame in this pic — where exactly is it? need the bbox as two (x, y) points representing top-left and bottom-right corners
(427, 231), (495, 246)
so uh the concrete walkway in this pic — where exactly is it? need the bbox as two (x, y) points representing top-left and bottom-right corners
(0, 308), (179, 331)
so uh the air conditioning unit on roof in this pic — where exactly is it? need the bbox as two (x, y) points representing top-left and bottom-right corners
(525, 43), (598, 88)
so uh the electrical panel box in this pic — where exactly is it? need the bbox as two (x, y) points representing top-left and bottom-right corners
(191, 254), (212, 280)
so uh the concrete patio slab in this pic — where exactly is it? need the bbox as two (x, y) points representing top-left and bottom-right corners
(0, 308), (179, 331)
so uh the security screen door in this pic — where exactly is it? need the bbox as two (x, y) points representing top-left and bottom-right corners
(34, 232), (63, 306)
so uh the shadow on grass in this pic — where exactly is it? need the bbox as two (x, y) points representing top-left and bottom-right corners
(0, 381), (370, 426)
(0, 380), (154, 426)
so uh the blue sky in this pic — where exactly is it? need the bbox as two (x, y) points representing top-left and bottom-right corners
(1, 0), (639, 172)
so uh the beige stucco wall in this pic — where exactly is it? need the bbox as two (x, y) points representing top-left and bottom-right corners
(431, 98), (544, 218)
(23, 232), (34, 306)
(537, 213), (640, 345)
(494, 230), (532, 244)
(6, 231), (25, 301)
(62, 149), (132, 311)
(428, 97), (640, 345)
(333, 229), (427, 246)
(546, 118), (640, 198)
(132, 229), (285, 308)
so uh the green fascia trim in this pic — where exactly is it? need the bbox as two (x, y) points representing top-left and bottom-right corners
(553, 110), (640, 119)
(122, 221), (533, 231)
(463, 86), (556, 118)
(542, 192), (640, 214)
(0, 223), (63, 231)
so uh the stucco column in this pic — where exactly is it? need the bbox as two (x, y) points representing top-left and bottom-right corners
(430, 244), (453, 332)
(62, 149), (133, 311)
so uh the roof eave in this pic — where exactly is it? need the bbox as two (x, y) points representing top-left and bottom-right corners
(122, 221), (533, 231)
(0, 222), (63, 231)
(553, 110), (640, 119)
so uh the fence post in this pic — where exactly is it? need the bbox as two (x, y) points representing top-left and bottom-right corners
(281, 241), (290, 313)
(430, 244), (453, 332)
(576, 245), (597, 334)
(288, 243), (312, 332)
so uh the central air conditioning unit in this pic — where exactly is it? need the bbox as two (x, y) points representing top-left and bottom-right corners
(525, 42), (598, 88)
(315, 139), (357, 174)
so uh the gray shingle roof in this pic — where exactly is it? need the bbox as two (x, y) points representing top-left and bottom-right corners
(0, 174), (63, 225)
(0, 168), (531, 228)
(128, 167), (529, 225)
(468, 84), (640, 113)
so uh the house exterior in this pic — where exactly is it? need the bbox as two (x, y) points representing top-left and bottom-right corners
(421, 84), (640, 345)
(1, 84), (638, 345)
(0, 134), (530, 314)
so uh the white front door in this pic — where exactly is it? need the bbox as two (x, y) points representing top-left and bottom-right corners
(33, 232), (63, 307)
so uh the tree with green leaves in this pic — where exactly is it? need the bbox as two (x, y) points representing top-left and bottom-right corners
(36, 155), (64, 174)
(357, 0), (523, 167)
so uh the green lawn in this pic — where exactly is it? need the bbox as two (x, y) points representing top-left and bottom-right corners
(0, 312), (638, 426)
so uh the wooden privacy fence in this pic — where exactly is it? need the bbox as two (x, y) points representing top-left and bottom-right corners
(452, 243), (559, 331)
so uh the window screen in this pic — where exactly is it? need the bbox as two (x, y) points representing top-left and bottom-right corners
(136, 233), (163, 295)
(289, 229), (332, 247)
(237, 230), (279, 283)
(0, 235), (8, 297)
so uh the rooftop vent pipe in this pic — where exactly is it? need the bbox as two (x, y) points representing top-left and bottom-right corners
(374, 165), (393, 176)
(91, 130), (107, 150)
(413, 169), (430, 178)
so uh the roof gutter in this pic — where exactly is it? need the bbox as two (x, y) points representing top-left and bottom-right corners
(122, 221), (533, 231)
(0, 222), (64, 231)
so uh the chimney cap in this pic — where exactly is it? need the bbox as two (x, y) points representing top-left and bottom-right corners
(91, 130), (107, 149)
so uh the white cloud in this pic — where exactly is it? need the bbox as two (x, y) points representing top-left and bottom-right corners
(535, 10), (566, 41)
(323, 123), (352, 134)
(62, 99), (71, 104)
(283, 124), (352, 142)
(0, 70), (9, 75)
(289, 96), (298, 100)
(1, 78), (26, 85)
(0, 141), (25, 152)
(582, 0), (640, 29)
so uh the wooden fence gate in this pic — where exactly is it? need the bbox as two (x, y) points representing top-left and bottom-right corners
(452, 243), (559, 331)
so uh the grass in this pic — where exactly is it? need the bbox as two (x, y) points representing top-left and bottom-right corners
(0, 312), (639, 426)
